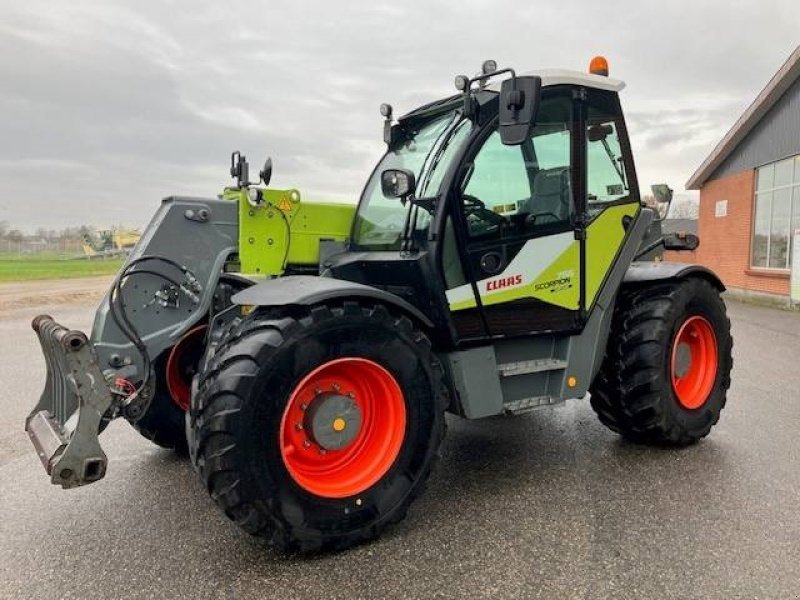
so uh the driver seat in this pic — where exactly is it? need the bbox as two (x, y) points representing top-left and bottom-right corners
(522, 167), (572, 225)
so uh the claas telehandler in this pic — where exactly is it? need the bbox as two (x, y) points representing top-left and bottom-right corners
(26, 57), (732, 552)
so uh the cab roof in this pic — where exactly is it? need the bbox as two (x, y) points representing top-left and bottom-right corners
(399, 68), (625, 123)
(486, 69), (625, 93)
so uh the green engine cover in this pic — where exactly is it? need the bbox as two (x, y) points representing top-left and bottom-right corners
(223, 188), (355, 277)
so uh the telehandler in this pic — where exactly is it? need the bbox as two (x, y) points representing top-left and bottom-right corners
(27, 57), (732, 552)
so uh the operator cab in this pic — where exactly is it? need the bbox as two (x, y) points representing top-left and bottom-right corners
(328, 59), (641, 348)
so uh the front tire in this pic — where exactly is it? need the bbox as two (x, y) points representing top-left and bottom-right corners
(590, 277), (733, 445)
(189, 302), (447, 552)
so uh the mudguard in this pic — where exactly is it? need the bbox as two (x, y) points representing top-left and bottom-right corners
(232, 275), (434, 328)
(624, 261), (725, 291)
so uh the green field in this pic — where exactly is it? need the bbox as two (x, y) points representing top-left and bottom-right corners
(0, 254), (124, 282)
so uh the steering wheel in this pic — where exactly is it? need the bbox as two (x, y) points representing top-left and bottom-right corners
(463, 194), (486, 212)
(463, 194), (507, 228)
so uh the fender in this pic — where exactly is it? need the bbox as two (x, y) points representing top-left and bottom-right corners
(232, 275), (435, 328)
(623, 261), (725, 291)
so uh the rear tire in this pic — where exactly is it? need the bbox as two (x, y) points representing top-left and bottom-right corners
(132, 351), (188, 452)
(590, 277), (732, 445)
(130, 274), (251, 453)
(189, 302), (447, 552)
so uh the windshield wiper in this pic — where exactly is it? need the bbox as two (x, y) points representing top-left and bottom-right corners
(400, 114), (461, 251)
(418, 114), (463, 197)
(599, 138), (627, 187)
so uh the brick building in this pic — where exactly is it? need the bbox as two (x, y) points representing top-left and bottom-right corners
(685, 46), (800, 303)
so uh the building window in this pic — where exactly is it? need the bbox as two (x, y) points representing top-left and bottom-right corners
(752, 156), (800, 269)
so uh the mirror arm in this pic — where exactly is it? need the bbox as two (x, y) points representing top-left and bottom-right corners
(461, 68), (517, 120)
(634, 237), (666, 261)
(230, 150), (272, 188)
(468, 67), (517, 90)
(230, 151), (250, 188)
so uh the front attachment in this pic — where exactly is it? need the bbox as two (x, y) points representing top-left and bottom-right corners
(27, 316), (120, 488)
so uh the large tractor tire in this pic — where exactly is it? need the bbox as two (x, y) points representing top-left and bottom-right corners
(590, 277), (732, 445)
(188, 302), (447, 552)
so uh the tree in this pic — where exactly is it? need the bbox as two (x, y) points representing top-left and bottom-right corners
(667, 198), (699, 220)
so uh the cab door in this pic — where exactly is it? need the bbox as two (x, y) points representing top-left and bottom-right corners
(444, 86), (641, 341)
(445, 88), (583, 338)
(582, 88), (641, 307)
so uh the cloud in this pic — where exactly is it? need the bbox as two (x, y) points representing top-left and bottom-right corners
(0, 0), (798, 230)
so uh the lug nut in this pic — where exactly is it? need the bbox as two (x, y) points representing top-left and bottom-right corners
(303, 440), (311, 448)
(295, 423), (303, 431)
(332, 383), (340, 392)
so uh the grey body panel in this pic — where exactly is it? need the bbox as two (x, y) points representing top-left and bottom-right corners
(232, 275), (434, 327)
(444, 207), (655, 418)
(624, 261), (725, 291)
(91, 196), (238, 379)
(441, 346), (504, 419)
(560, 208), (655, 396)
(711, 76), (800, 181)
(26, 197), (241, 489)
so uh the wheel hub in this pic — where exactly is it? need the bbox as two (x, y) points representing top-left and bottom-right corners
(673, 342), (692, 378)
(305, 391), (362, 451)
(279, 357), (407, 499)
(670, 315), (718, 410)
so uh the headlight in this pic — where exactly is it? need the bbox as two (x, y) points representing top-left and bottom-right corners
(247, 188), (262, 206)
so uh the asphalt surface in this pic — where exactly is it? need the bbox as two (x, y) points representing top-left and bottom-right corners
(0, 275), (110, 314)
(1, 298), (799, 599)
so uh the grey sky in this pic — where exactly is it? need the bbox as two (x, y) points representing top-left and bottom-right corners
(0, 0), (798, 231)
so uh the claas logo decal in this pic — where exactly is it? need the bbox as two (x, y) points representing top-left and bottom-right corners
(486, 274), (522, 292)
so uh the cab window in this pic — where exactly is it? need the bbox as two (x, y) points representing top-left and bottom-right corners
(585, 94), (634, 217)
(460, 92), (574, 240)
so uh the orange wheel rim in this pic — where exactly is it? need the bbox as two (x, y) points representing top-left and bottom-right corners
(279, 357), (406, 498)
(165, 325), (207, 412)
(671, 316), (718, 410)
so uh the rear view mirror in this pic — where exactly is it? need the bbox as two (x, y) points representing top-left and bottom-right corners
(588, 123), (614, 142)
(381, 168), (416, 201)
(498, 75), (542, 145)
(259, 157), (273, 187)
(650, 184), (674, 221)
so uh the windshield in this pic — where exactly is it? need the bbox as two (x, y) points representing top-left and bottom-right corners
(352, 110), (471, 250)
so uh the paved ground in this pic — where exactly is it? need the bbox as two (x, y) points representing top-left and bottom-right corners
(0, 275), (111, 315)
(1, 297), (799, 599)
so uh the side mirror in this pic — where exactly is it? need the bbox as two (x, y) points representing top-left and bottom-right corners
(498, 75), (542, 145)
(664, 232), (700, 251)
(259, 157), (272, 187)
(650, 183), (674, 221)
(588, 123), (614, 142)
(381, 168), (416, 201)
